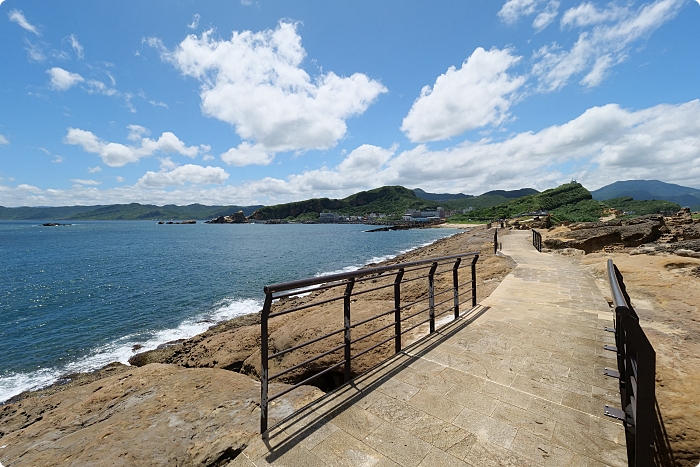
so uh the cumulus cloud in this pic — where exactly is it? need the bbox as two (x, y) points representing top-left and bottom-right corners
(533, 0), (684, 91)
(67, 34), (84, 59)
(47, 67), (85, 91)
(8, 100), (700, 207)
(64, 126), (209, 167)
(88, 166), (102, 173)
(137, 164), (229, 188)
(8, 10), (40, 35)
(401, 47), (525, 142)
(154, 21), (386, 161)
(0, 135), (8, 145)
(220, 142), (274, 166)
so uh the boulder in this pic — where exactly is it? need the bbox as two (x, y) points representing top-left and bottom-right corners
(0, 364), (322, 467)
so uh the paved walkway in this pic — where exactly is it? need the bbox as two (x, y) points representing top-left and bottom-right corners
(233, 231), (627, 467)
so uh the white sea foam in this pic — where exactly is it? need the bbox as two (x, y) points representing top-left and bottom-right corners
(0, 297), (262, 403)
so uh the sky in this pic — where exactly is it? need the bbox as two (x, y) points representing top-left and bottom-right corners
(1, 0), (699, 207)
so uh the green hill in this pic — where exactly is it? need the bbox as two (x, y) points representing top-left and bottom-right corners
(449, 182), (595, 222)
(250, 186), (431, 220)
(0, 203), (262, 221)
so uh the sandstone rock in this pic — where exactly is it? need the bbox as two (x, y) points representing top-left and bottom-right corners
(0, 364), (322, 467)
(544, 215), (664, 253)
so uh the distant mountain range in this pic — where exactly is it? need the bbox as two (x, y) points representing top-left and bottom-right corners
(591, 180), (700, 211)
(0, 203), (262, 221)
(412, 187), (538, 201)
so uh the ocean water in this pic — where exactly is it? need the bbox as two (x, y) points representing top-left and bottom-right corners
(0, 220), (461, 402)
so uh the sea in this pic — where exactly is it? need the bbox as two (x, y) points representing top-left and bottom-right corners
(0, 220), (461, 402)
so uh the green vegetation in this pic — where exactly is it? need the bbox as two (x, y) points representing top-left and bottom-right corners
(250, 186), (433, 220)
(0, 203), (262, 221)
(550, 199), (604, 223)
(449, 182), (592, 221)
(603, 197), (681, 216)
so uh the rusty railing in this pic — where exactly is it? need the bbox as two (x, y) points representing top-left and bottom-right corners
(604, 259), (656, 466)
(260, 251), (480, 434)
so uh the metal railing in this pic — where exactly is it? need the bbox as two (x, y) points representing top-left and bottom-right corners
(493, 228), (499, 254)
(532, 229), (542, 252)
(604, 259), (656, 467)
(260, 251), (480, 434)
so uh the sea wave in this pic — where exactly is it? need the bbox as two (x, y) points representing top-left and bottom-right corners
(0, 297), (261, 403)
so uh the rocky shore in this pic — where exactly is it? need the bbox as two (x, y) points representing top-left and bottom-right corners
(0, 226), (513, 467)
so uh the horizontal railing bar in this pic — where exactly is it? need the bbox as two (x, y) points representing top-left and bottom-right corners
(350, 282), (395, 296)
(433, 295), (456, 309)
(457, 297), (473, 307)
(432, 288), (454, 299)
(351, 309), (395, 329)
(402, 317), (432, 334)
(351, 320), (397, 345)
(398, 295), (431, 310)
(400, 306), (431, 323)
(269, 344), (345, 381)
(273, 281), (343, 300)
(399, 275), (431, 285)
(350, 334), (397, 361)
(264, 252), (479, 293)
(434, 307), (454, 319)
(269, 328), (345, 360)
(268, 361), (345, 403)
(606, 259), (629, 311)
(268, 294), (345, 318)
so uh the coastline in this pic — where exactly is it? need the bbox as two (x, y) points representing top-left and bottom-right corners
(0, 226), (466, 404)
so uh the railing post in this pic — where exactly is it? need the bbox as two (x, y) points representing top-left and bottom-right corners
(394, 268), (405, 353)
(471, 255), (479, 307)
(343, 278), (355, 383)
(260, 290), (273, 436)
(428, 262), (438, 333)
(494, 228), (498, 254)
(452, 258), (461, 319)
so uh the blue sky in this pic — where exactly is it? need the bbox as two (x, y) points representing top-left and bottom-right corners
(1, 0), (699, 207)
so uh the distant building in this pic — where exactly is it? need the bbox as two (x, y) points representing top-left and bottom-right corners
(319, 212), (339, 223)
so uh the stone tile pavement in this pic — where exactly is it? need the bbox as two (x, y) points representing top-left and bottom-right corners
(231, 230), (627, 467)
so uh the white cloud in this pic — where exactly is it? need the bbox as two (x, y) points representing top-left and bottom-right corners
(47, 67), (85, 91)
(8, 10), (40, 36)
(67, 34), (84, 59)
(561, 2), (627, 28)
(64, 126), (208, 167)
(498, 0), (540, 24)
(156, 21), (386, 161)
(149, 100), (169, 108)
(116, 176), (125, 183)
(533, 1), (560, 31)
(71, 179), (101, 186)
(137, 164), (229, 188)
(88, 166), (102, 173)
(25, 40), (46, 62)
(241, 0), (253, 5)
(86, 79), (118, 96)
(188, 14), (200, 29)
(0, 135), (8, 145)
(220, 142), (274, 166)
(534, 0), (684, 91)
(52, 156), (63, 163)
(401, 47), (525, 142)
(7, 100), (700, 207)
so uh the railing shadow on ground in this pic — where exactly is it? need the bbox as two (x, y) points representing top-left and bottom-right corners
(257, 304), (491, 463)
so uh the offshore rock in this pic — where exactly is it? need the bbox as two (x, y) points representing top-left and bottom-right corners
(205, 211), (247, 224)
(0, 364), (322, 467)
